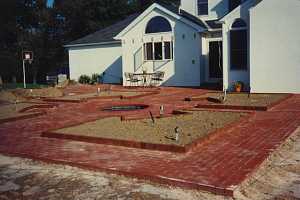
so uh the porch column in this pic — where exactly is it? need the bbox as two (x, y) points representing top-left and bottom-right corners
(222, 23), (230, 91)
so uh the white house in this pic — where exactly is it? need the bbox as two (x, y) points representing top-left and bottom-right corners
(65, 0), (300, 93)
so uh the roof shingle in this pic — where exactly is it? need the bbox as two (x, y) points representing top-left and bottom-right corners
(67, 13), (140, 46)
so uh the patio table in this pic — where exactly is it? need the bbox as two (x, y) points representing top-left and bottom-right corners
(134, 73), (155, 87)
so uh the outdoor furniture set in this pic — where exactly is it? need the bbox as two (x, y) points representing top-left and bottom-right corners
(124, 71), (164, 87)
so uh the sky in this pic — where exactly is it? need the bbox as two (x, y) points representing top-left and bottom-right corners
(47, 0), (54, 7)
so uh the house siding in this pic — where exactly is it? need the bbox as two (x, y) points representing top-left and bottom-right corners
(121, 8), (202, 86)
(249, 0), (300, 93)
(68, 44), (123, 84)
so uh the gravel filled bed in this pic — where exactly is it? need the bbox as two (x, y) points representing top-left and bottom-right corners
(196, 93), (289, 106)
(0, 103), (40, 120)
(59, 91), (148, 100)
(55, 111), (246, 146)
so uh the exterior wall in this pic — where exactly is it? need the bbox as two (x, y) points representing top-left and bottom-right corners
(68, 44), (122, 84)
(249, 0), (300, 93)
(181, 0), (230, 20)
(221, 1), (253, 91)
(180, 0), (197, 16)
(121, 8), (202, 86)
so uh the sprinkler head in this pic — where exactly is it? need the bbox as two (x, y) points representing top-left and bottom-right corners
(160, 105), (164, 116)
(175, 126), (180, 141)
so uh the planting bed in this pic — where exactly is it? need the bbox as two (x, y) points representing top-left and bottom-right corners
(45, 111), (246, 149)
(188, 93), (291, 111)
(0, 103), (45, 123)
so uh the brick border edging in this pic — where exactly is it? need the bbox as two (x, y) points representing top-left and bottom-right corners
(41, 90), (160, 103)
(0, 112), (46, 124)
(18, 104), (58, 113)
(265, 93), (294, 110)
(41, 110), (252, 153)
(41, 132), (186, 153)
(233, 126), (300, 197)
(0, 151), (234, 197)
(42, 98), (85, 103)
(196, 104), (268, 111)
(191, 94), (294, 112)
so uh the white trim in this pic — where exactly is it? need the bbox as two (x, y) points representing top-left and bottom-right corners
(143, 40), (174, 62)
(114, 3), (204, 40)
(219, 0), (255, 22)
(64, 41), (121, 48)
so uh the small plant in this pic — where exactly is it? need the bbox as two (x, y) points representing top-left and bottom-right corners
(234, 81), (244, 92)
(91, 73), (100, 84)
(78, 75), (91, 84)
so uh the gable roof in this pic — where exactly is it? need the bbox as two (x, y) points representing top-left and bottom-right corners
(114, 3), (205, 39)
(219, 0), (257, 22)
(65, 3), (208, 48)
(65, 13), (140, 48)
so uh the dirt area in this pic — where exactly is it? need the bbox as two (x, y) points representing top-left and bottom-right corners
(0, 103), (41, 120)
(196, 93), (289, 107)
(13, 87), (63, 98)
(0, 91), (26, 103)
(235, 127), (300, 200)
(0, 155), (225, 200)
(56, 111), (246, 146)
(0, 128), (299, 200)
(59, 91), (148, 100)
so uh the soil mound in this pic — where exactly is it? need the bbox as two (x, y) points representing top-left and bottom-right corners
(13, 87), (63, 98)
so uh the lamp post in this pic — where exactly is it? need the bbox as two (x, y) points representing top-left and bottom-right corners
(22, 51), (33, 89)
(22, 59), (27, 89)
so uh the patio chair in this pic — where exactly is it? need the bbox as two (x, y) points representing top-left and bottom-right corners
(151, 71), (165, 86)
(125, 72), (142, 86)
(124, 72), (131, 85)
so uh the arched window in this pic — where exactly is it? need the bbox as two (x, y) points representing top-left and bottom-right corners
(145, 16), (172, 34)
(229, 0), (241, 12)
(230, 19), (247, 70)
(232, 19), (247, 28)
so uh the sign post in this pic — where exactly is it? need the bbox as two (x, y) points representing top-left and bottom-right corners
(22, 51), (33, 89)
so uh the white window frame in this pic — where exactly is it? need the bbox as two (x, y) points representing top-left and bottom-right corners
(143, 41), (173, 62)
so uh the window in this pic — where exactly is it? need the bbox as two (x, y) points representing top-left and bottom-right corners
(232, 19), (247, 28)
(154, 43), (163, 60)
(143, 41), (173, 61)
(229, 0), (241, 12)
(230, 19), (247, 70)
(145, 16), (172, 34)
(198, 0), (208, 15)
(144, 43), (153, 60)
(164, 42), (172, 59)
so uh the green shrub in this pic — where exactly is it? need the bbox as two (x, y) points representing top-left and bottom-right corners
(78, 75), (91, 84)
(91, 73), (100, 84)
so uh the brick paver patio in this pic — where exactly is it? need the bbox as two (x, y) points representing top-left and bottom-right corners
(0, 86), (299, 196)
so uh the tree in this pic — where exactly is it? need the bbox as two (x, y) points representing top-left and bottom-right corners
(0, 0), (180, 84)
(54, 0), (137, 43)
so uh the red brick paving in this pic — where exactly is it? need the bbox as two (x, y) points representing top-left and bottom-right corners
(0, 86), (299, 196)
